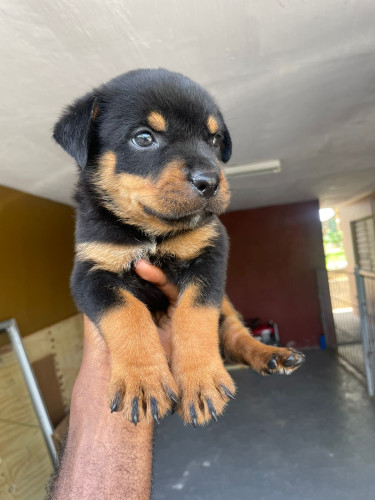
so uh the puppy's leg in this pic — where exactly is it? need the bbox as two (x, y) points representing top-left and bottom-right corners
(166, 219), (235, 425)
(171, 284), (236, 426)
(72, 262), (177, 424)
(220, 296), (305, 374)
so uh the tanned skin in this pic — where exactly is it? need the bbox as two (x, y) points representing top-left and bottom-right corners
(50, 260), (177, 500)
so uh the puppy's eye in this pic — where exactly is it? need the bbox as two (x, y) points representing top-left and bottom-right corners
(132, 131), (155, 147)
(211, 134), (223, 147)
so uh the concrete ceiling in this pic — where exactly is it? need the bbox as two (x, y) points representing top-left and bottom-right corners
(1, 0), (375, 211)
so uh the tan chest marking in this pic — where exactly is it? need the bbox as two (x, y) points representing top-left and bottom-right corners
(157, 222), (218, 260)
(76, 241), (156, 273)
(76, 223), (218, 273)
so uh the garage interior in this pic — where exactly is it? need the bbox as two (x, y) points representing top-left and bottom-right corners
(1, 1), (375, 499)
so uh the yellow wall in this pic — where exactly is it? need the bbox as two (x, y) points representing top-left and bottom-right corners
(0, 185), (77, 340)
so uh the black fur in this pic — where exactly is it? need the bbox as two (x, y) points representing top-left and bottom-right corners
(54, 68), (231, 341)
(53, 93), (97, 168)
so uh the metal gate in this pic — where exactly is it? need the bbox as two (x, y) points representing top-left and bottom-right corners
(355, 269), (375, 396)
(317, 267), (375, 396)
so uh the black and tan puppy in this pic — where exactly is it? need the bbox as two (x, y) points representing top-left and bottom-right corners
(54, 69), (304, 426)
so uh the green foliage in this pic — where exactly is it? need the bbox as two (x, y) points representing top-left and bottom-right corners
(322, 215), (347, 269)
(323, 228), (344, 246)
(322, 216), (344, 246)
(325, 249), (346, 265)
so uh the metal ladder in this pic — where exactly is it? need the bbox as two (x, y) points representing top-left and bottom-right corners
(0, 318), (57, 465)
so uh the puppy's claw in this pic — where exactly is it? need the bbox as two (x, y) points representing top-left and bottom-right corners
(220, 384), (235, 400)
(170, 400), (177, 415)
(110, 390), (122, 413)
(150, 397), (160, 424)
(165, 387), (179, 405)
(267, 355), (278, 370)
(206, 398), (218, 422)
(189, 403), (197, 427)
(284, 355), (296, 367)
(296, 354), (305, 365)
(284, 351), (305, 368)
(131, 397), (139, 426)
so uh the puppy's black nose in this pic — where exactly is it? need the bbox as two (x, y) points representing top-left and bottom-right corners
(191, 172), (220, 198)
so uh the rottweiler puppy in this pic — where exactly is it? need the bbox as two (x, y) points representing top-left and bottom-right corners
(53, 69), (305, 426)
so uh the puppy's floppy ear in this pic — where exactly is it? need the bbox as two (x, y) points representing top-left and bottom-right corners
(53, 91), (97, 168)
(220, 123), (232, 163)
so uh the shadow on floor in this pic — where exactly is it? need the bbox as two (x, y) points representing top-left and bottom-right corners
(153, 350), (375, 500)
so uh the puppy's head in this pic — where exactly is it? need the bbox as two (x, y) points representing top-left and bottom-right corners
(54, 69), (232, 234)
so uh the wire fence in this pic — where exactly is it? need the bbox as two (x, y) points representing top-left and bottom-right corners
(356, 269), (375, 396)
(317, 268), (375, 396)
(328, 270), (365, 377)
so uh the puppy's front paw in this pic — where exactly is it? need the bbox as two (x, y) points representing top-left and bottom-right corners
(173, 357), (236, 426)
(108, 361), (178, 425)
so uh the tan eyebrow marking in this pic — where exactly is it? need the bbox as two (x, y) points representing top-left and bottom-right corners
(147, 111), (167, 132)
(207, 115), (219, 134)
(92, 105), (99, 120)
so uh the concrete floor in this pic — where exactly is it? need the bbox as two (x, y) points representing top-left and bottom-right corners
(153, 350), (375, 500)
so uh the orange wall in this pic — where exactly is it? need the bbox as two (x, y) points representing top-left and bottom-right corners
(221, 200), (325, 347)
(0, 186), (77, 339)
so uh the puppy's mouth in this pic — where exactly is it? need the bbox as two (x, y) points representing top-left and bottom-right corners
(141, 203), (210, 224)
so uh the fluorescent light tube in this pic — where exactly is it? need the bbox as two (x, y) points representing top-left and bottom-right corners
(224, 160), (281, 178)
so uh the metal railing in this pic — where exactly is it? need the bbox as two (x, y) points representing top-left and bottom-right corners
(355, 268), (375, 396)
(0, 319), (57, 465)
(317, 267), (375, 396)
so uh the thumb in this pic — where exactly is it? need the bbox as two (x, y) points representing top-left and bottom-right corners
(134, 260), (179, 306)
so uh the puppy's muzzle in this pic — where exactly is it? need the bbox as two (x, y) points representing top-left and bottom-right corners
(190, 170), (220, 199)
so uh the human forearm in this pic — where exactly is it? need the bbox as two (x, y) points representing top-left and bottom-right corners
(52, 317), (154, 500)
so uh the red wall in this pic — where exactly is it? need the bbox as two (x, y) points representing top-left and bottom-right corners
(221, 200), (325, 347)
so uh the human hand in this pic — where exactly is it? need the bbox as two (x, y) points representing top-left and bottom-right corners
(134, 259), (178, 359)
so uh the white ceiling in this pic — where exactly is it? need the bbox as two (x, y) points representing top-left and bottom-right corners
(1, 0), (375, 211)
